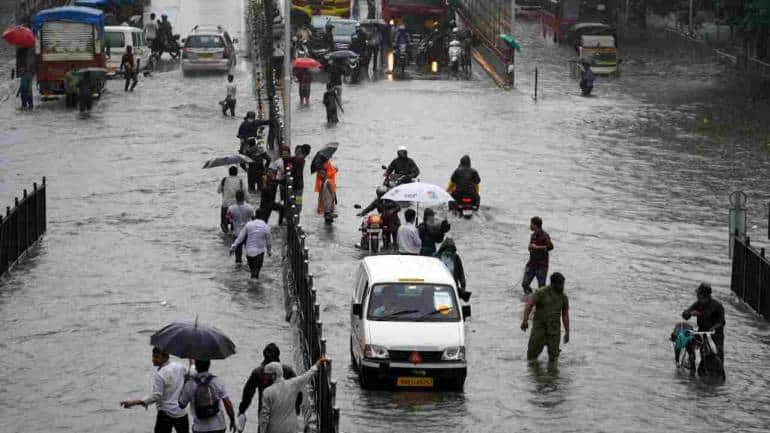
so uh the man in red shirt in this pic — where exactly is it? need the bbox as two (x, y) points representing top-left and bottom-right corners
(522, 216), (554, 294)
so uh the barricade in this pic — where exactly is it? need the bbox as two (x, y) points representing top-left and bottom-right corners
(282, 179), (340, 433)
(0, 178), (47, 276)
(731, 236), (770, 320)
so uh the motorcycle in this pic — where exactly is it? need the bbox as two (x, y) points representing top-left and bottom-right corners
(155, 33), (181, 61)
(672, 326), (725, 380)
(393, 44), (408, 79)
(448, 39), (462, 78)
(357, 213), (383, 253)
(380, 165), (413, 188)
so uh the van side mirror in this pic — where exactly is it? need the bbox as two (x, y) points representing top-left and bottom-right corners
(461, 305), (471, 320)
(352, 303), (363, 317)
(354, 204), (362, 209)
(381, 165), (387, 170)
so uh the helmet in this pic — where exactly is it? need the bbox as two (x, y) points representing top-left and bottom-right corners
(397, 145), (407, 152)
(376, 185), (388, 198)
(161, 14), (167, 19)
(355, 23), (361, 29)
(452, 27), (459, 33)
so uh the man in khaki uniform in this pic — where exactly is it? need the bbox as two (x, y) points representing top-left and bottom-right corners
(521, 272), (570, 362)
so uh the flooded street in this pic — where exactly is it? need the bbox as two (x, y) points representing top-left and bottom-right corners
(1, 1), (770, 431)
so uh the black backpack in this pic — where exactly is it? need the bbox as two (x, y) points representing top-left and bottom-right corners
(193, 375), (220, 419)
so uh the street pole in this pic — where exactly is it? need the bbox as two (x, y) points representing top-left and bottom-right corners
(688, 0), (694, 36)
(283, 0), (292, 147)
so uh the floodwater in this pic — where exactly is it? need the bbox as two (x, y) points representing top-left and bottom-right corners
(1, 2), (770, 432)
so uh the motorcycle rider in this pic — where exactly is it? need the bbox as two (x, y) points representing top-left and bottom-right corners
(681, 283), (726, 377)
(357, 186), (401, 249)
(156, 14), (174, 59)
(385, 146), (419, 184)
(446, 155), (480, 208)
(393, 24), (412, 67)
(324, 22), (335, 51)
(351, 23), (369, 82)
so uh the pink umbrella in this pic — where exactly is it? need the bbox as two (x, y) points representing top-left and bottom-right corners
(2, 26), (35, 48)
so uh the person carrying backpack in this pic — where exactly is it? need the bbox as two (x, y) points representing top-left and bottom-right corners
(178, 359), (236, 433)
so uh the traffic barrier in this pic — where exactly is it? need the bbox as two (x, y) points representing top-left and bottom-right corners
(282, 178), (340, 433)
(731, 236), (770, 321)
(0, 178), (47, 276)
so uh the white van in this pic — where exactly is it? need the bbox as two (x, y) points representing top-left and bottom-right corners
(104, 26), (150, 76)
(350, 255), (470, 391)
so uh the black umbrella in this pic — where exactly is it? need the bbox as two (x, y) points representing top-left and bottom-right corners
(310, 142), (339, 174)
(150, 318), (236, 360)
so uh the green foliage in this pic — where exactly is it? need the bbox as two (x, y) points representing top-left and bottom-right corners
(739, 0), (770, 32)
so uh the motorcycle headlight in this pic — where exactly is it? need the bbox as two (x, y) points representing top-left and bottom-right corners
(364, 344), (390, 359)
(442, 346), (465, 361)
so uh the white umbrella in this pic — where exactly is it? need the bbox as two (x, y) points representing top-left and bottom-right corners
(381, 182), (454, 204)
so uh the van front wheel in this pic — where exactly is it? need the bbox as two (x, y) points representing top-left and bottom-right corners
(359, 366), (378, 390)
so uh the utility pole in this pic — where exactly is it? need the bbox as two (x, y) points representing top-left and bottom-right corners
(689, 0), (694, 36)
(283, 0), (292, 147)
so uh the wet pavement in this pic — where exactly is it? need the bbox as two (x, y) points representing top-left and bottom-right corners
(2, 4), (770, 433)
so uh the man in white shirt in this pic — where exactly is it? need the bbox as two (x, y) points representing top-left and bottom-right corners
(121, 347), (189, 433)
(144, 13), (159, 53)
(217, 166), (244, 233)
(231, 209), (272, 279)
(222, 74), (236, 117)
(226, 190), (254, 264)
(178, 360), (236, 433)
(397, 209), (421, 254)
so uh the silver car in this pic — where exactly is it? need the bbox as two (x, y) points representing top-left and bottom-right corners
(181, 25), (237, 74)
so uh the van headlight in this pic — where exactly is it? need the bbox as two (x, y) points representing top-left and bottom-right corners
(364, 344), (389, 359)
(442, 346), (465, 361)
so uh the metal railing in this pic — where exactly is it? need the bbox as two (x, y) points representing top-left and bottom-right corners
(731, 236), (770, 321)
(0, 178), (47, 275)
(248, 1), (338, 431)
(282, 179), (340, 433)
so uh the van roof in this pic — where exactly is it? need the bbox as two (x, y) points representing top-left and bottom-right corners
(362, 255), (455, 286)
(105, 25), (142, 32)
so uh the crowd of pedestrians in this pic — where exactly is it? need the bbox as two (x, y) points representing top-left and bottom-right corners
(122, 344), (325, 433)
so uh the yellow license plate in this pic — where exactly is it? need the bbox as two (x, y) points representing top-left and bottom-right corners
(397, 377), (434, 387)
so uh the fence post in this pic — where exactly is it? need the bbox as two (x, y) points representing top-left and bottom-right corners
(534, 67), (538, 100)
(0, 215), (4, 274)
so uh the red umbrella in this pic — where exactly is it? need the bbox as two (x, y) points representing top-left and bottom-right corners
(292, 57), (321, 69)
(2, 26), (35, 48)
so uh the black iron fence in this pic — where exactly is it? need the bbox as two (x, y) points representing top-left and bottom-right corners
(731, 236), (770, 320)
(0, 178), (47, 275)
(248, 1), (338, 430)
(248, 0), (285, 150)
(282, 178), (340, 433)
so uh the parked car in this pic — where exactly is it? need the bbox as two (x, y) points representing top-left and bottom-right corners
(181, 25), (237, 74)
(309, 15), (358, 50)
(349, 255), (471, 391)
(104, 25), (150, 76)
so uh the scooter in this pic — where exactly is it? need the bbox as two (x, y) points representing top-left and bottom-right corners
(449, 192), (478, 219)
(360, 213), (383, 253)
(448, 39), (462, 78)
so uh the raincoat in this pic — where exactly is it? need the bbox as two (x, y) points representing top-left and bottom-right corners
(259, 362), (318, 433)
(434, 238), (466, 291)
(314, 160), (337, 215)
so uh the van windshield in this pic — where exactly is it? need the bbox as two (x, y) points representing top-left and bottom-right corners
(104, 31), (125, 48)
(367, 283), (459, 322)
